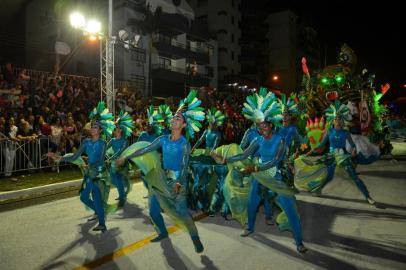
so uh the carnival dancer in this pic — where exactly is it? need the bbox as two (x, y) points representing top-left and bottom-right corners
(307, 101), (376, 205)
(52, 102), (115, 232)
(192, 108), (227, 216)
(107, 111), (134, 207)
(238, 88), (276, 228)
(116, 90), (205, 253)
(277, 94), (301, 186)
(138, 106), (163, 143)
(212, 91), (307, 253)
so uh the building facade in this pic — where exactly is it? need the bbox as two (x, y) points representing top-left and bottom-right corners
(22, 0), (217, 98)
(266, 10), (321, 93)
(188, 0), (241, 85)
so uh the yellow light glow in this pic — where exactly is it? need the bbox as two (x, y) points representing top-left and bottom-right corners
(85, 19), (102, 34)
(70, 12), (86, 29)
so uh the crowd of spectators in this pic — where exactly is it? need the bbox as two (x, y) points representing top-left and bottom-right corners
(0, 63), (251, 177)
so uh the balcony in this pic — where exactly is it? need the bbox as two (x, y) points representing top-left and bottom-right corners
(151, 63), (210, 86)
(152, 34), (210, 64)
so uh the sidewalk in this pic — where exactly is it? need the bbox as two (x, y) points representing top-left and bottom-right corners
(0, 179), (82, 203)
(0, 170), (141, 204)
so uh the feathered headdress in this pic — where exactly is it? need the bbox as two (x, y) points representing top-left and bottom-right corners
(147, 105), (164, 134)
(258, 86), (269, 97)
(279, 93), (299, 115)
(175, 89), (205, 139)
(89, 101), (115, 137)
(115, 111), (134, 138)
(242, 89), (282, 125)
(325, 100), (350, 124)
(158, 104), (173, 127)
(206, 107), (225, 127)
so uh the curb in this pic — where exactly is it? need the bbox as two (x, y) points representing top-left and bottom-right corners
(380, 155), (406, 160)
(0, 179), (82, 202)
(0, 170), (142, 204)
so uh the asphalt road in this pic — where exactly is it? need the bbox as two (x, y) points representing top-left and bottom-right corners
(0, 159), (405, 270)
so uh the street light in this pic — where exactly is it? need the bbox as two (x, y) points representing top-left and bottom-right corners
(85, 20), (102, 35)
(272, 75), (279, 81)
(69, 12), (102, 38)
(69, 9), (115, 113)
(70, 12), (85, 29)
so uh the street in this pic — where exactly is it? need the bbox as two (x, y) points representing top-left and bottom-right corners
(1, 159), (406, 270)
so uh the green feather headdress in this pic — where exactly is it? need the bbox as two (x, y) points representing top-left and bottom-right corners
(279, 93), (299, 115)
(206, 107), (225, 127)
(158, 104), (173, 127)
(115, 111), (134, 138)
(89, 101), (115, 137)
(175, 89), (205, 139)
(325, 100), (350, 124)
(147, 105), (164, 134)
(242, 89), (282, 125)
(258, 86), (269, 97)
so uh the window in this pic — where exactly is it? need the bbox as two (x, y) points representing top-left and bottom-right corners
(231, 51), (234, 61)
(231, 69), (234, 75)
(219, 47), (228, 53)
(219, 66), (227, 71)
(231, 16), (234, 25)
(217, 29), (228, 34)
(218, 10), (227, 16)
(207, 44), (214, 56)
(231, 34), (234, 43)
(232, 0), (235, 7)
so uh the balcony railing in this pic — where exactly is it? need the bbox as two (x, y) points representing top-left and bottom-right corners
(152, 63), (210, 78)
(152, 63), (186, 74)
(152, 34), (209, 56)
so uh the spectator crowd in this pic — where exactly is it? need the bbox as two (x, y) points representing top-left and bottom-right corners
(0, 63), (251, 177)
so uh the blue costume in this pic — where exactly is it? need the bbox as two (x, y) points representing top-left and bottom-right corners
(227, 134), (304, 248)
(138, 131), (158, 143)
(277, 124), (301, 185)
(194, 129), (221, 152)
(108, 137), (129, 205)
(191, 129), (222, 211)
(60, 102), (115, 232)
(121, 90), (205, 253)
(313, 128), (371, 199)
(126, 135), (195, 240)
(191, 107), (227, 214)
(222, 88), (306, 252)
(61, 138), (108, 230)
(240, 126), (274, 227)
(109, 110), (134, 206)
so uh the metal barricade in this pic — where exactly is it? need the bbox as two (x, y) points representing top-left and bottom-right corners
(0, 135), (140, 177)
(0, 136), (85, 177)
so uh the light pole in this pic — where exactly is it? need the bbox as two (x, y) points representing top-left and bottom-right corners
(69, 2), (115, 114)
